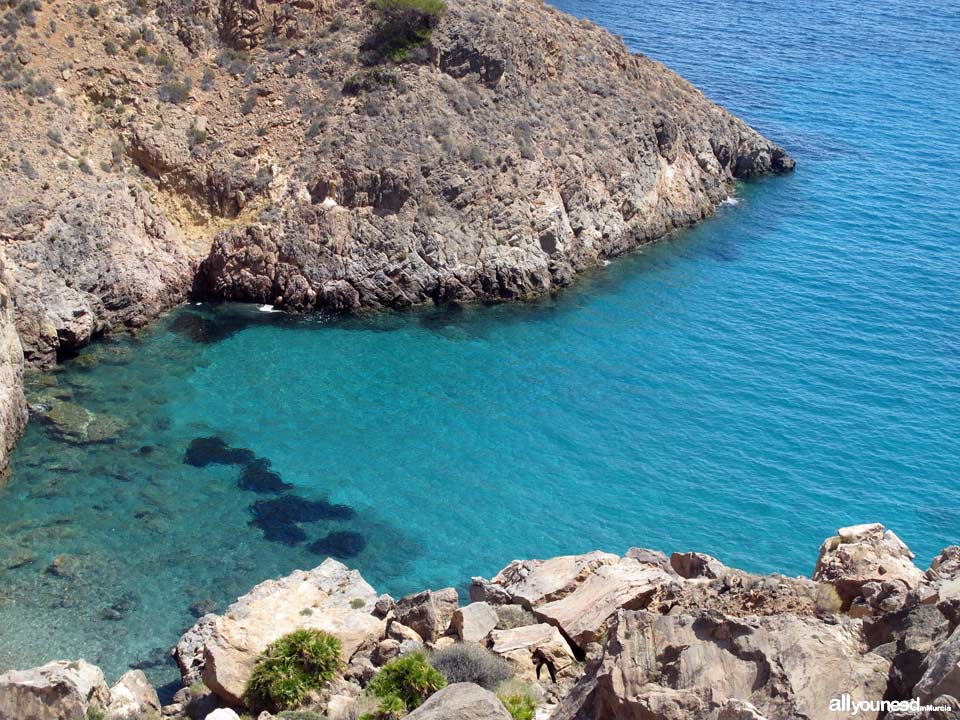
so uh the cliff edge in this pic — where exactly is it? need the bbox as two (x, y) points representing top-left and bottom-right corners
(0, 0), (794, 465)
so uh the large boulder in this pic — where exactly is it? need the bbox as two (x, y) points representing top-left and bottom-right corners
(393, 588), (459, 643)
(0, 659), (110, 720)
(532, 561), (673, 649)
(106, 670), (161, 719)
(814, 523), (924, 614)
(552, 609), (891, 720)
(405, 683), (512, 720)
(490, 623), (577, 682)
(484, 552), (621, 608)
(451, 602), (499, 643)
(176, 559), (386, 704)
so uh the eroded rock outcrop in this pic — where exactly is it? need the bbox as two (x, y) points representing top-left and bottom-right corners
(0, 659), (110, 720)
(551, 609), (891, 720)
(175, 558), (385, 704)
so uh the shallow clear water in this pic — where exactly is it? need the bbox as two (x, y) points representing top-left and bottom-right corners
(1, 0), (959, 690)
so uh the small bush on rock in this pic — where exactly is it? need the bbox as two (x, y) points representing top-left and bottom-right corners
(365, 652), (446, 712)
(244, 629), (343, 712)
(497, 680), (537, 720)
(366, 0), (446, 62)
(429, 642), (513, 690)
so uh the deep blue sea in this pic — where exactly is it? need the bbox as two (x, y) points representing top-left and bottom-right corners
(1, 0), (958, 688)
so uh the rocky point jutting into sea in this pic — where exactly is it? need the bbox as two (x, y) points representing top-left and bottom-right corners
(0, 523), (957, 719)
(0, 0), (792, 469)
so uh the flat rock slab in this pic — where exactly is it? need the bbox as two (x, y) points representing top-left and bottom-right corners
(490, 623), (576, 680)
(195, 559), (385, 704)
(532, 561), (673, 649)
(491, 551), (620, 608)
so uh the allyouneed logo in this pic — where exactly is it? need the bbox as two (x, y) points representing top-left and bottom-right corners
(829, 694), (957, 716)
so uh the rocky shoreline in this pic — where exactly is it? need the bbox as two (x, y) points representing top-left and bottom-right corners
(0, 0), (793, 470)
(1, 522), (957, 719)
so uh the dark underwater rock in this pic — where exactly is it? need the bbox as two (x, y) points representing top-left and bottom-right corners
(183, 437), (256, 467)
(307, 531), (367, 559)
(237, 459), (291, 494)
(248, 494), (355, 546)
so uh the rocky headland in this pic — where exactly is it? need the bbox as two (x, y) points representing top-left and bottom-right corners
(0, 0), (793, 467)
(1, 522), (957, 719)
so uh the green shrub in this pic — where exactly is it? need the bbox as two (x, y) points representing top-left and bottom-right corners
(366, 653), (445, 712)
(367, 0), (446, 62)
(244, 629), (343, 713)
(276, 711), (327, 720)
(429, 643), (513, 690)
(158, 78), (191, 103)
(497, 680), (536, 720)
(342, 68), (397, 95)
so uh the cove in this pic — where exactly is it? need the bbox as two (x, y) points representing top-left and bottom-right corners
(1, 0), (959, 692)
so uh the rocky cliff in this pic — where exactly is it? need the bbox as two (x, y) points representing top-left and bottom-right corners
(1, 523), (956, 720)
(0, 0), (793, 463)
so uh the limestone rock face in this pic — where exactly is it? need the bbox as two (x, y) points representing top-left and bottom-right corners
(481, 552), (672, 651)
(405, 683), (513, 720)
(106, 670), (161, 720)
(915, 626), (960, 705)
(814, 523), (925, 614)
(5, 183), (194, 369)
(0, 659), (111, 720)
(553, 609), (891, 720)
(0, 258), (26, 474)
(393, 588), (459, 643)
(176, 559), (385, 704)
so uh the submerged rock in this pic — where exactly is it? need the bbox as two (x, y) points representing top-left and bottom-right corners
(306, 530), (367, 559)
(184, 437), (257, 467)
(248, 494), (355, 546)
(237, 459), (291, 494)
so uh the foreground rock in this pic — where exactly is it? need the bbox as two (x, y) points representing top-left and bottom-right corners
(0, 259), (26, 474)
(405, 683), (513, 720)
(551, 609), (890, 720)
(814, 523), (925, 616)
(0, 659), (110, 720)
(106, 669), (161, 719)
(175, 558), (385, 704)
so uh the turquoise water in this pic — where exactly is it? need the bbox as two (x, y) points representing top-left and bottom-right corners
(1, 0), (959, 690)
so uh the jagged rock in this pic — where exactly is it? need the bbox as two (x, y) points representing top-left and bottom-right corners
(531, 560), (673, 650)
(5, 183), (194, 369)
(176, 559), (385, 704)
(553, 609), (890, 720)
(670, 551), (727, 579)
(0, 259), (26, 474)
(372, 638), (401, 665)
(405, 683), (512, 720)
(489, 623), (577, 682)
(863, 604), (954, 700)
(374, 593), (395, 618)
(174, 613), (218, 685)
(0, 659), (111, 720)
(107, 670), (161, 719)
(451, 602), (499, 643)
(386, 619), (424, 644)
(487, 552), (621, 608)
(624, 548), (676, 575)
(393, 587), (459, 643)
(915, 626), (960, 704)
(814, 523), (924, 614)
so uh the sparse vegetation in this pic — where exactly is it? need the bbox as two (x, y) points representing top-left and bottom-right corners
(244, 629), (343, 713)
(342, 68), (397, 95)
(497, 680), (537, 720)
(429, 643), (513, 690)
(366, 0), (446, 62)
(158, 78), (191, 103)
